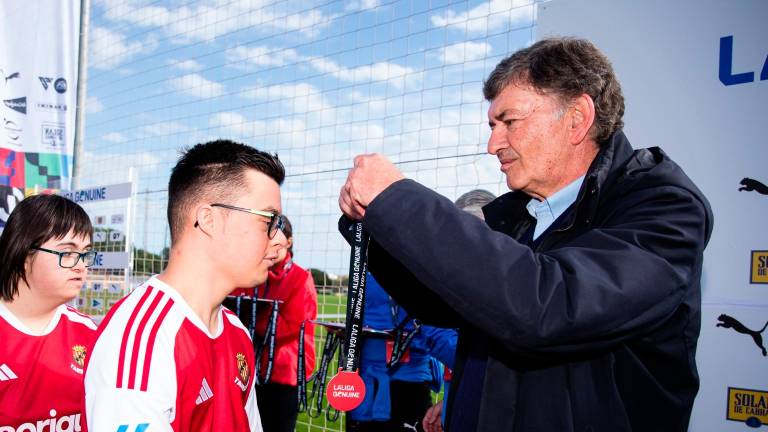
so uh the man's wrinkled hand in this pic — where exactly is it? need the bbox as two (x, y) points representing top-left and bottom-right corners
(338, 153), (404, 220)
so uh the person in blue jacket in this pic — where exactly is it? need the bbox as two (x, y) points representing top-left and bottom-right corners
(347, 272), (457, 432)
(421, 189), (496, 432)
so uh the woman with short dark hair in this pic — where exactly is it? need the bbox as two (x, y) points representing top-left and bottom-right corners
(0, 194), (98, 429)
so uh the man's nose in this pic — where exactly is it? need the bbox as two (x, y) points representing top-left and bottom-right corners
(487, 127), (506, 155)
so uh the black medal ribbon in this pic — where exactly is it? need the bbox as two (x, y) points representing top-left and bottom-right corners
(249, 295), (258, 341)
(297, 320), (314, 413)
(309, 330), (341, 418)
(255, 300), (279, 385)
(387, 316), (422, 368)
(341, 222), (370, 372)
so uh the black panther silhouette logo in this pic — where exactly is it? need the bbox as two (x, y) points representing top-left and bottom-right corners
(717, 314), (768, 356)
(739, 178), (768, 195)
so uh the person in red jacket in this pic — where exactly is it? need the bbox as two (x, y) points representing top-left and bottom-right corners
(253, 215), (318, 432)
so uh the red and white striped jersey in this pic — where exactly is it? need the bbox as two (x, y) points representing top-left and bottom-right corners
(84, 277), (262, 432)
(0, 302), (97, 430)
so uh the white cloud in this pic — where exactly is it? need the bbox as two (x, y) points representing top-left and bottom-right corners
(89, 27), (151, 70)
(225, 45), (302, 68)
(241, 82), (329, 113)
(168, 74), (224, 99)
(345, 0), (381, 12)
(97, 0), (337, 43)
(138, 121), (190, 137)
(167, 59), (204, 71)
(86, 96), (104, 113)
(431, 0), (535, 35)
(440, 41), (492, 64)
(209, 112), (265, 138)
(309, 57), (416, 87)
(102, 132), (127, 143)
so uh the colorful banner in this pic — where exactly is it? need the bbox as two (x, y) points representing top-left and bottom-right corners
(0, 0), (81, 229)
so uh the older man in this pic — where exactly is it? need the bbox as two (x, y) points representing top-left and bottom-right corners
(338, 38), (713, 431)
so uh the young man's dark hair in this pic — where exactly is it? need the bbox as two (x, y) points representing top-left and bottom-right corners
(167, 139), (285, 242)
(0, 194), (93, 301)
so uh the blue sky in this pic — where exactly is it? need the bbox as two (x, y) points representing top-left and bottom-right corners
(81, 0), (537, 275)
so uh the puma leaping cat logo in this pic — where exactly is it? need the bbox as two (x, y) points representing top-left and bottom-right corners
(402, 421), (418, 431)
(739, 178), (768, 195)
(0, 69), (20, 84)
(717, 314), (768, 356)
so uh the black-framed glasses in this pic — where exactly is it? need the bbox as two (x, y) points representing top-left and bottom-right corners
(205, 203), (284, 239)
(32, 247), (98, 268)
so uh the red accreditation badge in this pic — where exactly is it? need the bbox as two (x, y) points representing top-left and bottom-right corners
(386, 340), (411, 363)
(326, 370), (366, 411)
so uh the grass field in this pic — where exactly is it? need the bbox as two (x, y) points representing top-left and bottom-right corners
(317, 293), (347, 317)
(292, 291), (443, 431)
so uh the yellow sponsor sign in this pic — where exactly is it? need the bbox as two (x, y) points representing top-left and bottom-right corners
(727, 387), (768, 427)
(751, 251), (768, 284)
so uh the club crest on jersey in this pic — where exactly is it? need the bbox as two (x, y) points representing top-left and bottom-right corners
(70, 345), (86, 374)
(235, 353), (249, 391)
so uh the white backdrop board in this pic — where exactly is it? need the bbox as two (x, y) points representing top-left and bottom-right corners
(538, 1), (767, 430)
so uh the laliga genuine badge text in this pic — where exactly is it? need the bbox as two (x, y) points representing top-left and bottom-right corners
(326, 369), (366, 411)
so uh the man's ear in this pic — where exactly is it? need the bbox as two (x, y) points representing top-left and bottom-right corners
(194, 205), (216, 236)
(568, 93), (596, 145)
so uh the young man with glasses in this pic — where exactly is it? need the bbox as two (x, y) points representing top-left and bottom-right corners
(0, 194), (97, 429)
(85, 140), (285, 432)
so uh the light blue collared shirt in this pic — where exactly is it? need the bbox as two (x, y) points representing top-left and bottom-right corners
(526, 176), (585, 240)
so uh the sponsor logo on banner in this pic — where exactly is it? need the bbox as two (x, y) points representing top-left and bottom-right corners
(740, 178), (768, 196)
(3, 97), (27, 114)
(719, 35), (768, 87)
(41, 123), (65, 149)
(94, 231), (106, 242)
(36, 101), (66, 111)
(727, 387), (768, 428)
(38, 76), (68, 94)
(1, 70), (20, 83)
(3, 118), (21, 146)
(752, 251), (768, 284)
(54, 78), (67, 94)
(108, 283), (122, 294)
(716, 314), (768, 357)
(94, 215), (106, 225)
(38, 77), (53, 90)
(111, 214), (125, 224)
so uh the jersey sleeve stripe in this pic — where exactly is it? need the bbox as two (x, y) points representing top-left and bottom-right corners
(116, 285), (155, 388)
(140, 298), (175, 392)
(127, 291), (166, 390)
(63, 306), (98, 330)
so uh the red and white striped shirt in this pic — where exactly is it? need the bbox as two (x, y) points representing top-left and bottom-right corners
(0, 302), (96, 430)
(84, 277), (261, 431)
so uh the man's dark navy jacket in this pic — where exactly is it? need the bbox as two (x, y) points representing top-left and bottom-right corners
(340, 131), (713, 431)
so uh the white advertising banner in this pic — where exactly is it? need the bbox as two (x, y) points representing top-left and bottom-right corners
(0, 0), (81, 228)
(538, 1), (767, 430)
